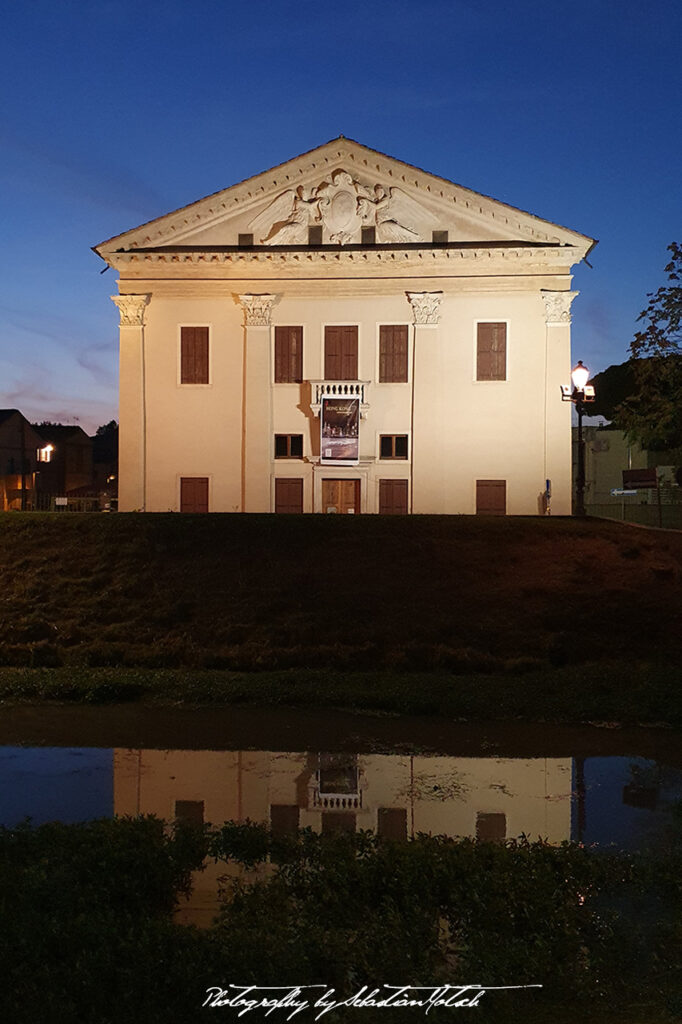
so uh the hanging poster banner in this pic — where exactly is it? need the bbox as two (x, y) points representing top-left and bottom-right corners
(320, 396), (360, 465)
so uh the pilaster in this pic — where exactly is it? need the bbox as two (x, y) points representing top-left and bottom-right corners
(112, 294), (150, 511)
(238, 294), (277, 512)
(407, 292), (444, 513)
(541, 290), (579, 515)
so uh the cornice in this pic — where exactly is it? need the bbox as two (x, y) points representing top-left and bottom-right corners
(107, 243), (586, 274)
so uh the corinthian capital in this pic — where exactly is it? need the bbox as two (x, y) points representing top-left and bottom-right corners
(111, 294), (150, 327)
(238, 293), (277, 327)
(541, 290), (579, 326)
(407, 291), (443, 325)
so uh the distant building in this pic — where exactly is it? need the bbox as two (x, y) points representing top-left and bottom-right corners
(96, 137), (595, 515)
(576, 425), (682, 524)
(33, 424), (94, 498)
(0, 409), (45, 510)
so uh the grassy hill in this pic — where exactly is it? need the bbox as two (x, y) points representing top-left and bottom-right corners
(1, 512), (680, 674)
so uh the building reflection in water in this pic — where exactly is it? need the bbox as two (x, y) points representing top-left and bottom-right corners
(114, 750), (574, 926)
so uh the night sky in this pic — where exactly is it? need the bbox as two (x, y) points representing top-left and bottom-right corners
(1, 0), (680, 432)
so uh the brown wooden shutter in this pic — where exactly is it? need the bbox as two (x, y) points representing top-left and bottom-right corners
(325, 326), (358, 379)
(379, 479), (408, 515)
(274, 326), (303, 383)
(476, 812), (506, 842)
(180, 477), (209, 513)
(377, 807), (407, 839)
(275, 478), (303, 513)
(476, 480), (506, 516)
(476, 323), (506, 381)
(321, 812), (356, 834)
(174, 800), (204, 825)
(379, 325), (408, 382)
(181, 327), (209, 384)
(270, 805), (300, 835)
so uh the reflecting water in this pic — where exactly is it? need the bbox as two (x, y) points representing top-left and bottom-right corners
(1, 708), (680, 926)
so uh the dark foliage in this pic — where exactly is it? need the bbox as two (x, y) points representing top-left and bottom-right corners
(616, 243), (682, 449)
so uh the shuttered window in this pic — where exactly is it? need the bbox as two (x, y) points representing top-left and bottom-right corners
(379, 325), (408, 382)
(377, 807), (408, 839)
(274, 326), (303, 383)
(325, 326), (358, 380)
(476, 322), (507, 381)
(379, 479), (408, 515)
(180, 327), (209, 384)
(275, 478), (303, 513)
(476, 812), (506, 842)
(476, 480), (506, 516)
(174, 801), (204, 825)
(270, 805), (300, 836)
(180, 477), (209, 513)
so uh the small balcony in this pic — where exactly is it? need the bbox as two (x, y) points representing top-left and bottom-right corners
(310, 380), (370, 418)
(307, 753), (364, 811)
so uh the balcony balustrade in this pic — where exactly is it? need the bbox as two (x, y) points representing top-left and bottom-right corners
(310, 380), (370, 418)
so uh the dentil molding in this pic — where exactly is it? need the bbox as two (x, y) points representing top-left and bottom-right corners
(111, 294), (150, 326)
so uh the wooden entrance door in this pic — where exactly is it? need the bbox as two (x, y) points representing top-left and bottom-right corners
(322, 479), (360, 514)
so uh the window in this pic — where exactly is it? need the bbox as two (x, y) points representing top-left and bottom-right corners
(380, 435), (408, 460)
(274, 434), (303, 459)
(308, 224), (323, 245)
(37, 445), (53, 463)
(275, 478), (303, 513)
(432, 230), (448, 243)
(476, 480), (506, 516)
(379, 479), (408, 515)
(180, 326), (209, 384)
(270, 805), (300, 836)
(322, 813), (356, 834)
(476, 322), (507, 381)
(324, 326), (358, 380)
(476, 812), (506, 842)
(274, 326), (303, 383)
(238, 233), (254, 246)
(361, 226), (376, 244)
(377, 807), (407, 840)
(175, 800), (204, 825)
(379, 325), (408, 382)
(180, 477), (209, 513)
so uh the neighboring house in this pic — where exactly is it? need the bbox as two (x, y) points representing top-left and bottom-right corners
(33, 424), (94, 497)
(95, 137), (595, 515)
(0, 409), (45, 510)
(575, 425), (681, 521)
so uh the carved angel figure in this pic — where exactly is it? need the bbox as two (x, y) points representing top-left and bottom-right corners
(357, 185), (422, 243)
(248, 186), (322, 245)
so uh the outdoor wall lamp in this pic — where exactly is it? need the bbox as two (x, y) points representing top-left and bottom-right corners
(562, 360), (595, 517)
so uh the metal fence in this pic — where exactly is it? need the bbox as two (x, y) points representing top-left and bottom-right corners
(33, 493), (114, 512)
(586, 488), (682, 529)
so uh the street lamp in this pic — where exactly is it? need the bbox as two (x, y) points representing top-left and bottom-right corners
(561, 360), (595, 516)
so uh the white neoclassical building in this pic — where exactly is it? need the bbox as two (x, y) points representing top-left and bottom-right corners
(95, 137), (594, 515)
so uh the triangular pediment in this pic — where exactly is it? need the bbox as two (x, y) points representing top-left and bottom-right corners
(95, 137), (593, 258)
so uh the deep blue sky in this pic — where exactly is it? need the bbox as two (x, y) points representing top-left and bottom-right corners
(1, 0), (680, 432)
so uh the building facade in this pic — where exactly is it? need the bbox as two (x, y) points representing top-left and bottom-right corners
(96, 138), (594, 515)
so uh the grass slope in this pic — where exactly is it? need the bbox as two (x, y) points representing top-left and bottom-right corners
(1, 513), (681, 721)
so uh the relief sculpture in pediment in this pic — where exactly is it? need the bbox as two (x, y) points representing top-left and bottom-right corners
(248, 169), (430, 245)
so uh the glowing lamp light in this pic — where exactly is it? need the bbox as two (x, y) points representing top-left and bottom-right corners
(571, 360), (590, 392)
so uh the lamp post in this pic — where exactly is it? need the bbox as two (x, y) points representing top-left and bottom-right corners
(561, 360), (595, 517)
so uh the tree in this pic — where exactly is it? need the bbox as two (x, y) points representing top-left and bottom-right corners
(615, 242), (682, 450)
(92, 420), (118, 464)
